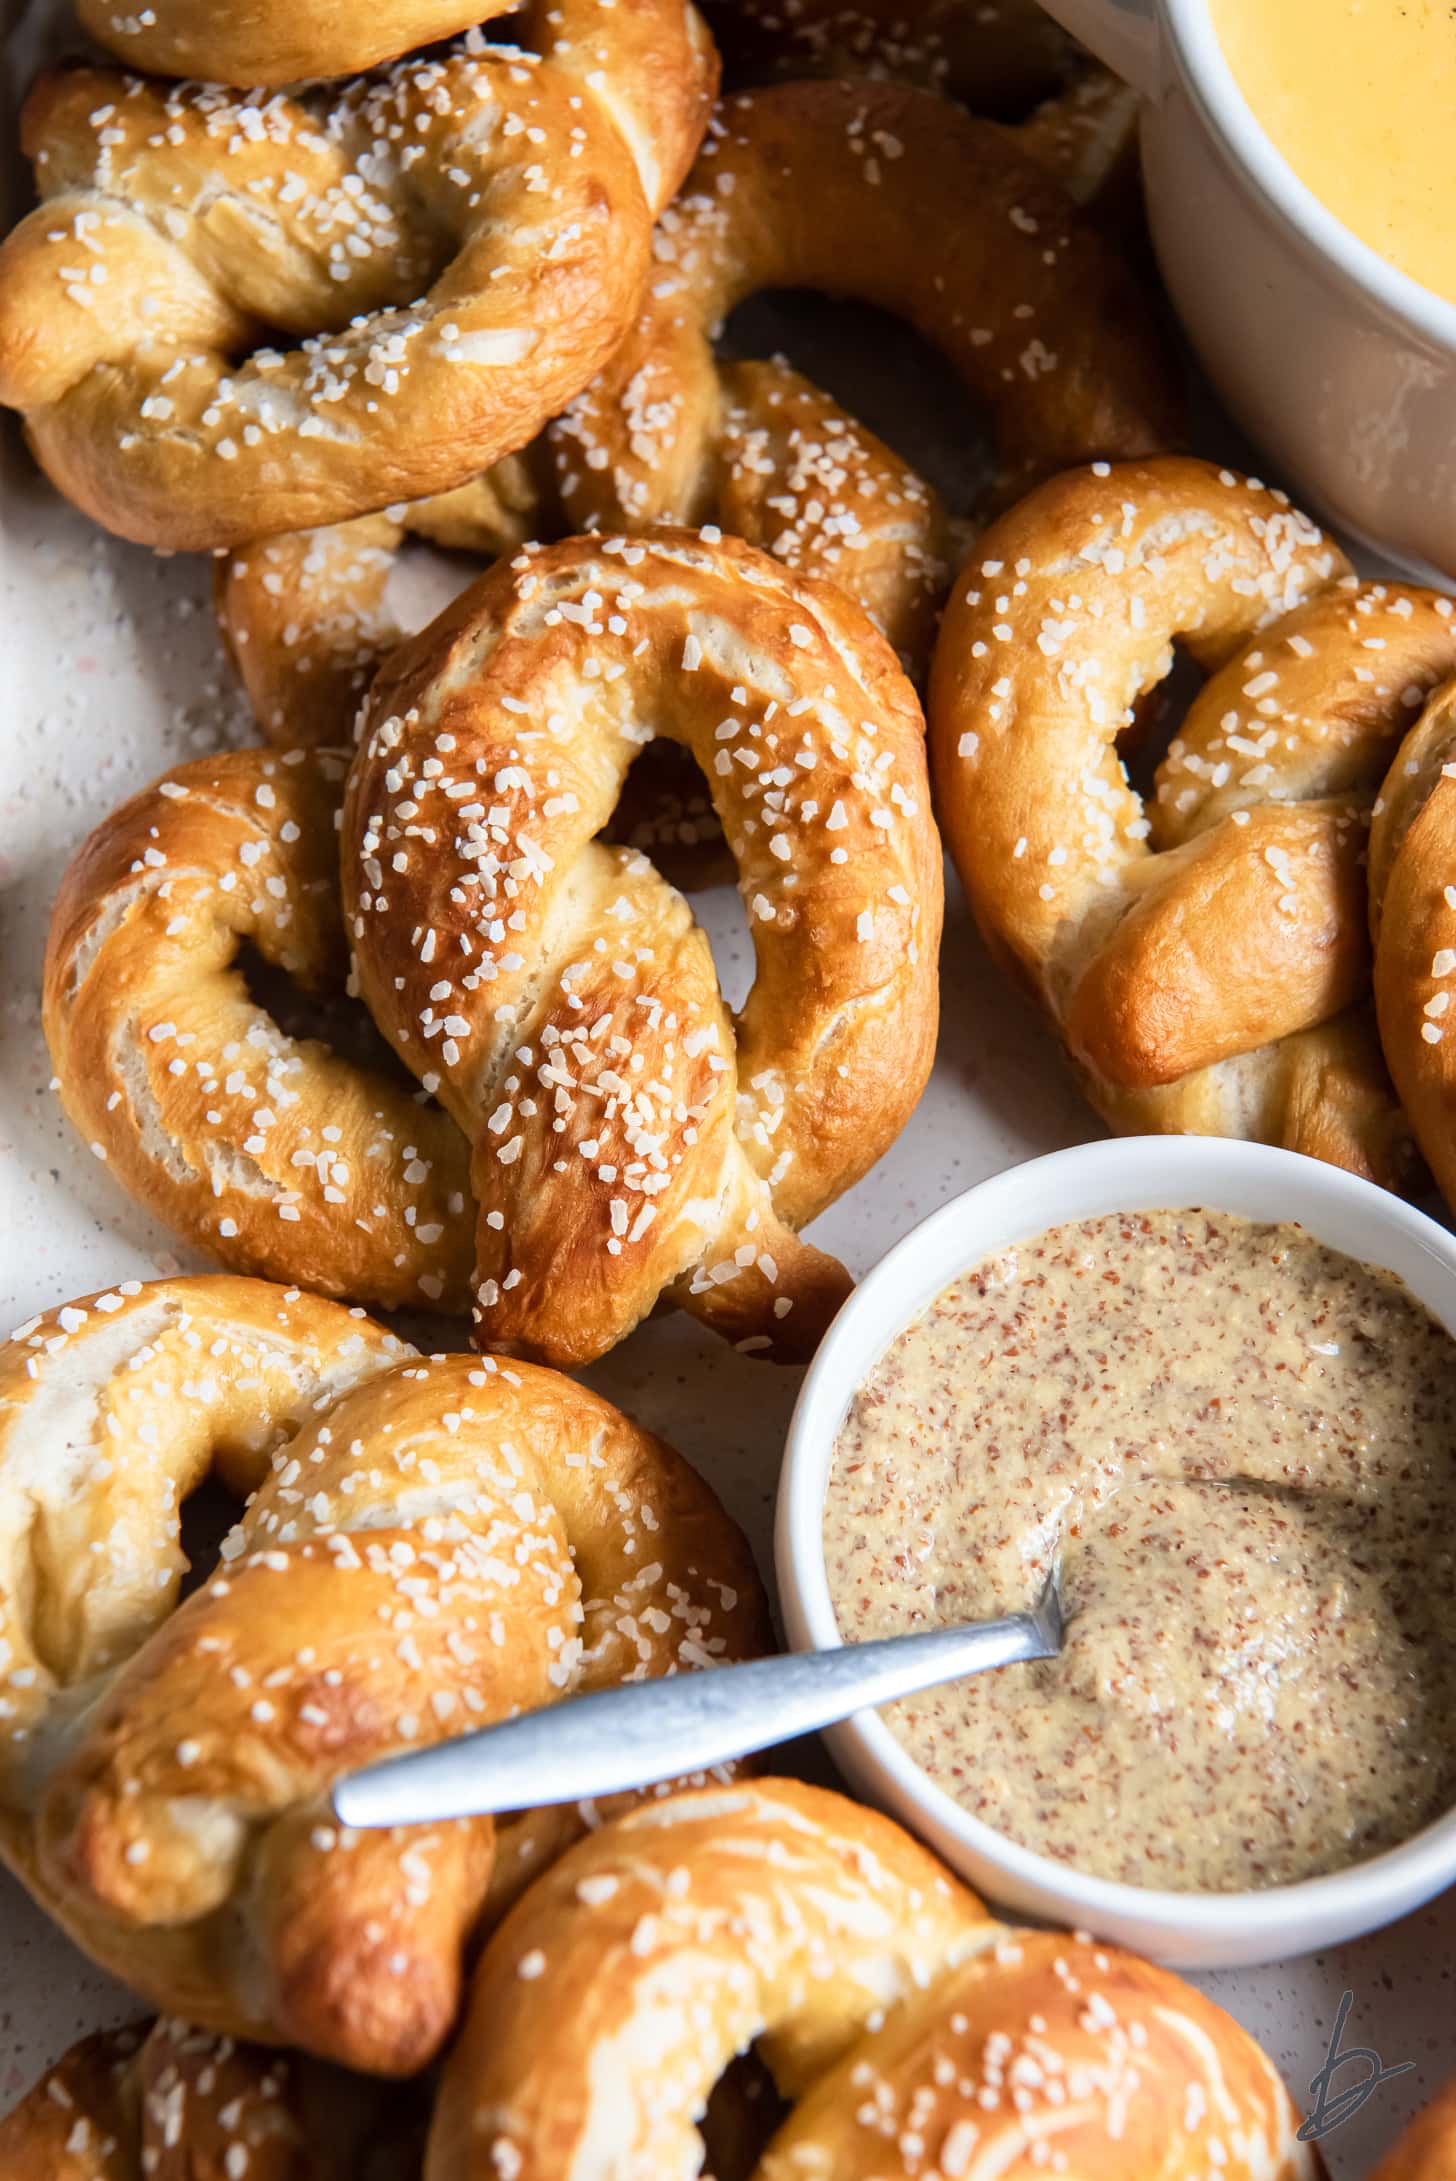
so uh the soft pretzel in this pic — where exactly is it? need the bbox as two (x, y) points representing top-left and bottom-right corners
(0, 2017), (429, 2180)
(0, 0), (717, 552)
(1371, 680), (1456, 1216)
(0, 1276), (768, 2072)
(428, 1777), (1318, 2181)
(1371, 2082), (1456, 2181)
(926, 456), (1456, 1183)
(43, 745), (476, 1313)
(547, 81), (1179, 568)
(342, 527), (943, 1366)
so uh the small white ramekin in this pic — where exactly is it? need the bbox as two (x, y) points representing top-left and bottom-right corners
(776, 1136), (1456, 1969)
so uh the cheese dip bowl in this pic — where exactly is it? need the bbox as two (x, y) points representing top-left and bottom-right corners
(1033, 0), (1456, 579)
(776, 1136), (1456, 1969)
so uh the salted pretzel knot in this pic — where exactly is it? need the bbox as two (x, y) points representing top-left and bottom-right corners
(1371, 678), (1456, 1219)
(927, 457), (1456, 1182)
(43, 744), (475, 1314)
(0, 2018), (432, 2180)
(343, 528), (943, 1366)
(547, 81), (1181, 571)
(0, 1276), (767, 2074)
(429, 1778), (1317, 2181)
(0, 1), (715, 552)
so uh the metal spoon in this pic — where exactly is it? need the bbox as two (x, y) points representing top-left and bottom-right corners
(331, 1575), (1064, 1831)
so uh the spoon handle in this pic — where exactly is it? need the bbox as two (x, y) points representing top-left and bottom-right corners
(331, 1609), (1057, 1830)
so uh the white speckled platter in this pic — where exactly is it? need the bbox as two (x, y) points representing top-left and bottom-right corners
(1, 2), (1452, 2166)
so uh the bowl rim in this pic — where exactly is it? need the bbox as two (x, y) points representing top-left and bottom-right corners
(775, 1135), (1456, 1947)
(1162, 0), (1456, 353)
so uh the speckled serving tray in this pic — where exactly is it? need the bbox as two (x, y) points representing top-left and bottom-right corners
(1, 0), (1451, 2166)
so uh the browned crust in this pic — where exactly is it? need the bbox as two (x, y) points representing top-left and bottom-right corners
(343, 527), (942, 1365)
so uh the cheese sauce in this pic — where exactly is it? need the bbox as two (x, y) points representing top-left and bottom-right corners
(1213, 0), (1456, 305)
(823, 1209), (1456, 1891)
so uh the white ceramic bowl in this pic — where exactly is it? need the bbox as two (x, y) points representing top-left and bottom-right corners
(1037, 0), (1456, 579)
(776, 1136), (1456, 1969)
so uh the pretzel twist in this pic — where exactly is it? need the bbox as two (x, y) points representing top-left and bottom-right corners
(547, 81), (1179, 569)
(0, 1), (716, 551)
(0, 1277), (767, 2073)
(926, 457), (1456, 1182)
(44, 745), (476, 1313)
(429, 1778), (1318, 2181)
(0, 2018), (430, 2180)
(342, 528), (943, 1366)
(1371, 678), (1456, 1216)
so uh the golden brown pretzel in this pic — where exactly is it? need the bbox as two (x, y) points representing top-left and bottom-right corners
(926, 456), (1456, 1183)
(1371, 678), (1456, 1218)
(342, 528), (943, 1366)
(547, 80), (1180, 565)
(0, 2014), (772, 2180)
(44, 745), (475, 1314)
(0, 2017), (429, 2180)
(428, 1777), (1318, 2181)
(0, 0), (716, 551)
(77, 0), (514, 90)
(1370, 2082), (1456, 2181)
(0, 1276), (768, 2073)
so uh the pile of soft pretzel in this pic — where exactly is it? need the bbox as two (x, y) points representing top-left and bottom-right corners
(2, 0), (1455, 2164)
(11, 0), (1189, 1361)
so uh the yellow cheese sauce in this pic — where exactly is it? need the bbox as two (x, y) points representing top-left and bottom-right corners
(1212, 0), (1456, 304)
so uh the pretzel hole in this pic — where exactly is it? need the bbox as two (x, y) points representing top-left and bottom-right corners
(177, 1472), (245, 1604)
(237, 941), (436, 1105)
(723, 289), (994, 519)
(700, 2049), (788, 2181)
(1117, 643), (1208, 813)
